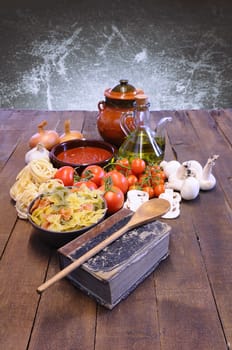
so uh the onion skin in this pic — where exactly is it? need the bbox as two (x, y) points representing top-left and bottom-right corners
(59, 119), (83, 143)
(29, 120), (60, 150)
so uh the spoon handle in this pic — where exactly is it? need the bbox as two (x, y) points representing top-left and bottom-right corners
(37, 224), (130, 294)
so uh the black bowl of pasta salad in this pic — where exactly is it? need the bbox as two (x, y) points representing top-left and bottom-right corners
(28, 185), (107, 248)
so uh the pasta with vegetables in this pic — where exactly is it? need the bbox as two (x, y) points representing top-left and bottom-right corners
(29, 186), (106, 232)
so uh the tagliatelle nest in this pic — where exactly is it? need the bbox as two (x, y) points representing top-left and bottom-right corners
(10, 159), (63, 219)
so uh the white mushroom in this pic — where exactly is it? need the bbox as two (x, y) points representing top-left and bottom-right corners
(160, 160), (181, 178)
(180, 176), (200, 200)
(165, 164), (188, 191)
(200, 155), (219, 191)
(162, 155), (219, 201)
(182, 160), (203, 180)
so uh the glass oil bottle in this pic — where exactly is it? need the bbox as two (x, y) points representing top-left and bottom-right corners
(118, 95), (164, 164)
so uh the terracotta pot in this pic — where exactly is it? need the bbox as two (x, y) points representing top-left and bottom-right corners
(97, 79), (144, 147)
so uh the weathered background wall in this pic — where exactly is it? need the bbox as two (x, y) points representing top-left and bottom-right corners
(1, 0), (232, 111)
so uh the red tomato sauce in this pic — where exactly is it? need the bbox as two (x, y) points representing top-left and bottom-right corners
(57, 146), (112, 164)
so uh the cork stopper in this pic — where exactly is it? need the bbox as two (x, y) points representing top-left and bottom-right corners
(134, 94), (150, 109)
(135, 94), (148, 103)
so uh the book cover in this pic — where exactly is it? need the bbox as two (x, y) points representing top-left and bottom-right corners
(58, 209), (171, 309)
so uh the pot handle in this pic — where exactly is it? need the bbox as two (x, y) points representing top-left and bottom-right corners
(120, 112), (135, 136)
(98, 101), (105, 111)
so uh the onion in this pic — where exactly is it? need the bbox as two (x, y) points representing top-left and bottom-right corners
(59, 119), (83, 143)
(29, 120), (60, 150)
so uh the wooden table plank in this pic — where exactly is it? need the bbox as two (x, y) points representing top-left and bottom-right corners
(211, 109), (232, 146)
(95, 275), (160, 350)
(186, 109), (232, 207)
(161, 110), (201, 162)
(0, 109), (14, 126)
(189, 189), (232, 347)
(0, 220), (50, 350)
(158, 290), (227, 350)
(82, 111), (102, 139)
(154, 201), (228, 349)
(0, 140), (29, 252)
(151, 110), (230, 349)
(29, 252), (97, 350)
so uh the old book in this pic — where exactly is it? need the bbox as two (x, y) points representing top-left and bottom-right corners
(58, 208), (171, 309)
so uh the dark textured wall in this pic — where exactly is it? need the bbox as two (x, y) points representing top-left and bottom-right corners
(1, 0), (232, 110)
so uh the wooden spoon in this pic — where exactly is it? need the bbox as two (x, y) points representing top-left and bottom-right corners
(37, 198), (170, 294)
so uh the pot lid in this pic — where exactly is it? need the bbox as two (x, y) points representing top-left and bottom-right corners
(104, 79), (144, 100)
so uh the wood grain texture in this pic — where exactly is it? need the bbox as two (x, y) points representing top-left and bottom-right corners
(0, 109), (231, 350)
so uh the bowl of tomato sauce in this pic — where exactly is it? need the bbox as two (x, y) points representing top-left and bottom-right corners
(50, 139), (116, 173)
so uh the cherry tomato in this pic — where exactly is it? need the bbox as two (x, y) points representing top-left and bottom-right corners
(131, 158), (146, 175)
(148, 164), (161, 173)
(101, 170), (129, 194)
(73, 180), (97, 190)
(127, 174), (138, 187)
(142, 186), (155, 199)
(115, 158), (130, 174)
(153, 174), (165, 186)
(151, 175), (164, 187)
(138, 173), (152, 187)
(54, 166), (75, 186)
(146, 165), (166, 187)
(153, 183), (165, 197)
(128, 184), (140, 191)
(99, 185), (124, 214)
(81, 165), (105, 186)
(159, 171), (166, 181)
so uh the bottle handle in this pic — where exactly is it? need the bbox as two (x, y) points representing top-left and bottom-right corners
(155, 117), (172, 137)
(120, 112), (135, 136)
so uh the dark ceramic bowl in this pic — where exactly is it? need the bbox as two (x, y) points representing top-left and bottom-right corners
(50, 139), (116, 173)
(28, 187), (107, 248)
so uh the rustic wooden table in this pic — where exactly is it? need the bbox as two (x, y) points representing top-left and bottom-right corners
(0, 109), (232, 350)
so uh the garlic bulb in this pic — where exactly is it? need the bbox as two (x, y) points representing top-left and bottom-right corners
(25, 143), (50, 164)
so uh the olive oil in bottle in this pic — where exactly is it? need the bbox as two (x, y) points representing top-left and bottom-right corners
(118, 95), (164, 164)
